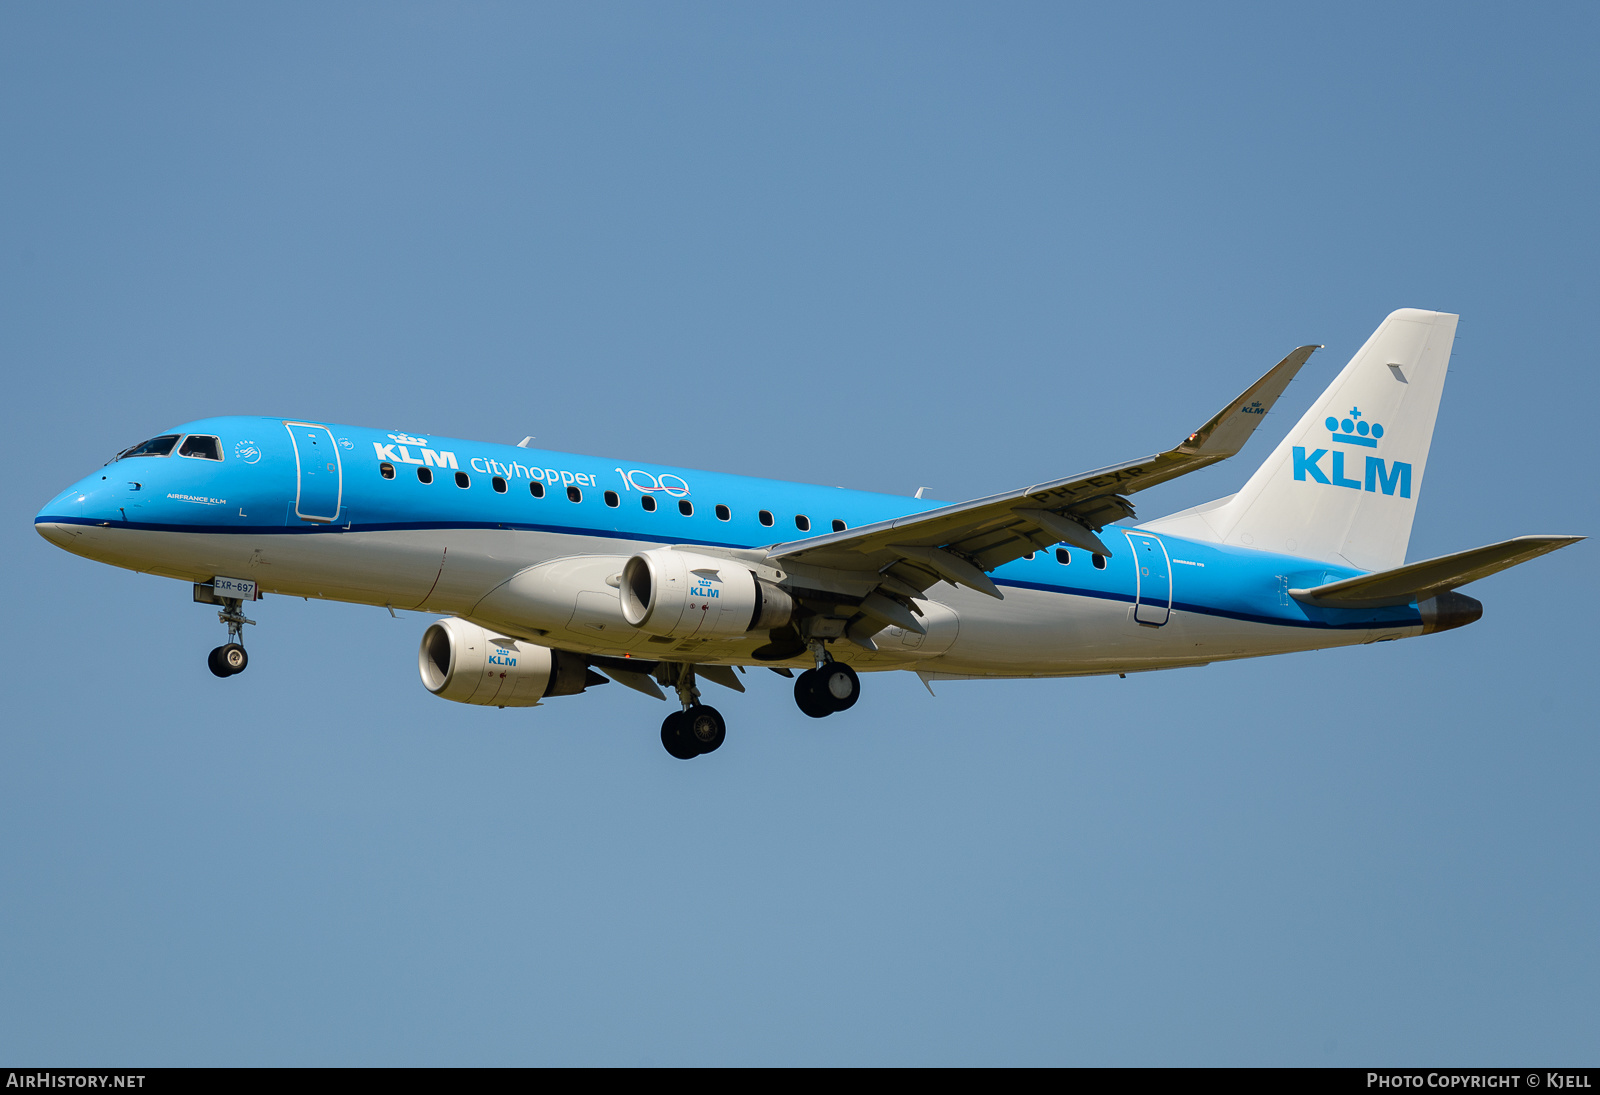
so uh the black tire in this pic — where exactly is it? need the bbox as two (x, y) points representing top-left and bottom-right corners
(818, 662), (860, 712)
(794, 670), (834, 718)
(207, 647), (232, 678)
(219, 643), (248, 675)
(660, 712), (699, 760)
(683, 705), (726, 754)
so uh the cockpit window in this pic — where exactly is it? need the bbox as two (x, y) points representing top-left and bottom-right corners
(113, 435), (180, 461)
(178, 435), (222, 460)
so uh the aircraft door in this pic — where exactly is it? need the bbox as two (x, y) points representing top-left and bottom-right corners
(1126, 532), (1172, 626)
(284, 422), (342, 522)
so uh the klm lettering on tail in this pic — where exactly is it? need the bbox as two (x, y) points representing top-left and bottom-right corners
(1292, 406), (1411, 497)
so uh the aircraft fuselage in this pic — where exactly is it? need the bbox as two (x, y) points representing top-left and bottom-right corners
(36, 416), (1432, 681)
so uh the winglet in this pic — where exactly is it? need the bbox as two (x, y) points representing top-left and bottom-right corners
(1179, 345), (1319, 458)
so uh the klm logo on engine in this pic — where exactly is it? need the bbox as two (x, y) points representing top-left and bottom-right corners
(690, 576), (721, 599)
(372, 433), (458, 470)
(1293, 407), (1411, 498)
(489, 645), (517, 666)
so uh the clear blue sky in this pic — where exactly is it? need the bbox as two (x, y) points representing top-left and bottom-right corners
(2, 2), (1595, 1065)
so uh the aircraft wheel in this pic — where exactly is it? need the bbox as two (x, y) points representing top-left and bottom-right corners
(684, 705), (726, 754)
(817, 662), (859, 711)
(219, 643), (248, 675)
(660, 712), (699, 760)
(794, 670), (834, 718)
(207, 647), (232, 678)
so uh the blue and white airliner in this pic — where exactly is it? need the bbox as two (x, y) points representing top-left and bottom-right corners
(34, 309), (1581, 758)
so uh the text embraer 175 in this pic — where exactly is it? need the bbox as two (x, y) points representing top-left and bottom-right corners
(35, 310), (1582, 759)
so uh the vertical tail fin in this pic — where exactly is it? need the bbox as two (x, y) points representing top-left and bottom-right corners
(1182, 309), (1457, 571)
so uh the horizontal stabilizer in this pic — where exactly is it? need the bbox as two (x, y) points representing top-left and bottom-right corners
(1289, 535), (1583, 608)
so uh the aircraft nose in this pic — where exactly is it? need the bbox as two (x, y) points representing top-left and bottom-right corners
(35, 519), (80, 548)
(35, 483), (88, 547)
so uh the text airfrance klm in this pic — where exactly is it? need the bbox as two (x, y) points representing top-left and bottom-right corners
(1294, 447), (1411, 498)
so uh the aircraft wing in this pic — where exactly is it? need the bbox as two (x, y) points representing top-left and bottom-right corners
(1289, 535), (1584, 608)
(766, 345), (1318, 605)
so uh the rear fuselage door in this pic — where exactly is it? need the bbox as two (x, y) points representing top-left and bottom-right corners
(1126, 531), (1172, 626)
(284, 422), (342, 522)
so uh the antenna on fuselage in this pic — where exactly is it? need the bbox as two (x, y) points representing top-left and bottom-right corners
(517, 437), (534, 448)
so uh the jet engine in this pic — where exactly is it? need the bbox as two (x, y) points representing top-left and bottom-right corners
(418, 617), (603, 707)
(619, 549), (793, 639)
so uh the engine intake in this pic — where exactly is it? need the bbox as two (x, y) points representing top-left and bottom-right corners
(419, 617), (601, 706)
(619, 549), (793, 639)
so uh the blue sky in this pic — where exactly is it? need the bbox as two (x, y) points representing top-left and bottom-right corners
(2, 2), (1595, 1064)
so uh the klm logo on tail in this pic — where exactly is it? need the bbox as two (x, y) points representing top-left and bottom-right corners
(1293, 407), (1411, 497)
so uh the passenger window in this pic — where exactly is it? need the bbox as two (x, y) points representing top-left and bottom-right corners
(530, 481), (545, 498)
(795, 515), (810, 532)
(567, 485), (582, 503)
(758, 510), (774, 527)
(1025, 552), (1036, 561)
(417, 467), (434, 484)
(178, 435), (222, 460)
(604, 490), (620, 507)
(832, 519), (846, 532)
(641, 495), (657, 512)
(679, 500), (693, 516)
(116, 435), (180, 459)
(455, 471), (470, 488)
(1092, 554), (1107, 570)
(715, 504), (730, 521)
(492, 476), (507, 493)
(379, 463), (396, 479)
(1056, 548), (1070, 565)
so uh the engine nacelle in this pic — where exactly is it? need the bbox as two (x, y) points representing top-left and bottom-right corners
(418, 617), (597, 707)
(619, 549), (793, 639)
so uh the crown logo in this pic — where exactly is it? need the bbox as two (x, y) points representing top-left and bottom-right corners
(1325, 406), (1384, 448)
(387, 433), (429, 446)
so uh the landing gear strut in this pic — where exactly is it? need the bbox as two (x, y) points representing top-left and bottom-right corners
(659, 664), (726, 760)
(208, 597), (254, 678)
(793, 641), (860, 718)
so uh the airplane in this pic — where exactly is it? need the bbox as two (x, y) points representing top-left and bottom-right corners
(33, 309), (1581, 759)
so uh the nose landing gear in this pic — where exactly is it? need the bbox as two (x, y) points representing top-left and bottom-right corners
(207, 597), (255, 678)
(208, 642), (249, 678)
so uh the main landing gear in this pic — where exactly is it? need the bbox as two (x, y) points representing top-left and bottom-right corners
(659, 664), (726, 760)
(653, 645), (864, 758)
(207, 597), (254, 678)
(793, 642), (860, 719)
